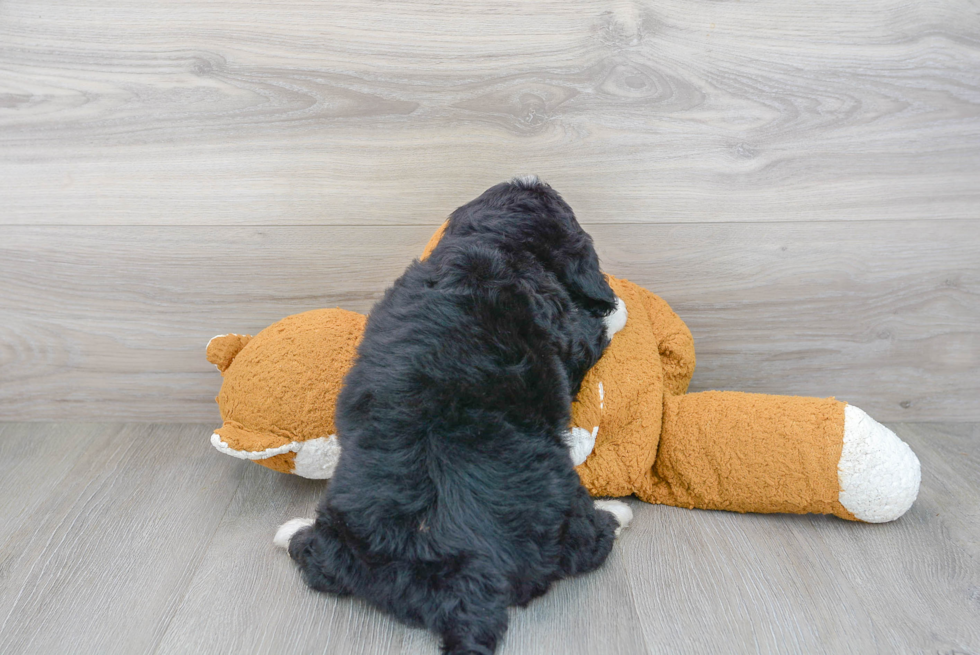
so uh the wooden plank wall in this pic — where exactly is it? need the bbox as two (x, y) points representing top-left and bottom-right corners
(1, 0), (978, 421)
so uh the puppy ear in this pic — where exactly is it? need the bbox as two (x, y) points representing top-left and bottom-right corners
(561, 246), (617, 316)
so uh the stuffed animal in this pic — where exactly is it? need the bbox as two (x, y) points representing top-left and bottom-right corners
(207, 225), (920, 522)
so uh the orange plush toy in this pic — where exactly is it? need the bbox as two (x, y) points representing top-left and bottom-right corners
(207, 225), (920, 522)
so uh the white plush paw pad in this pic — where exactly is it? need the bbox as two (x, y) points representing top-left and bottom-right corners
(594, 499), (633, 537)
(838, 405), (921, 523)
(274, 518), (315, 549)
(293, 435), (343, 479)
(603, 297), (628, 339)
(563, 426), (597, 466)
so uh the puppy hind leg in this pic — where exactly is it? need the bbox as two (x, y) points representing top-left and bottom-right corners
(274, 517), (314, 549)
(593, 499), (633, 537)
(557, 490), (623, 578)
(277, 518), (356, 596)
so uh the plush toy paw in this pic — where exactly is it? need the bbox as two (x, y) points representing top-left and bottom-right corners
(274, 518), (315, 549)
(838, 405), (921, 523)
(211, 433), (342, 479)
(603, 297), (628, 340)
(563, 426), (597, 466)
(594, 499), (633, 537)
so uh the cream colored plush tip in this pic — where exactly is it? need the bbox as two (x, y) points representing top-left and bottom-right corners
(838, 405), (921, 522)
(563, 426), (597, 466)
(292, 435), (343, 479)
(603, 297), (628, 340)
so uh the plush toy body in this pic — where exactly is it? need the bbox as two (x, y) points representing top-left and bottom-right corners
(208, 228), (920, 522)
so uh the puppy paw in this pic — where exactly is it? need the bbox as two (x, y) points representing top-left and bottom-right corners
(563, 426), (597, 466)
(594, 499), (633, 537)
(274, 518), (315, 549)
(603, 297), (627, 339)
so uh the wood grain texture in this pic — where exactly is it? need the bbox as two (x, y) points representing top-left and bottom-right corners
(622, 422), (980, 655)
(1, 220), (977, 421)
(0, 422), (977, 654)
(1, 0), (979, 225)
(804, 422), (980, 654)
(0, 423), (98, 537)
(0, 225), (436, 422)
(596, 220), (980, 421)
(398, 549), (651, 655)
(0, 424), (243, 655)
(154, 462), (407, 655)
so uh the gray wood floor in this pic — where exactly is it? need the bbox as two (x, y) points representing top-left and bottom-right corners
(0, 422), (977, 654)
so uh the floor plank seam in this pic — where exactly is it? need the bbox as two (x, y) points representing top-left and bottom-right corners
(615, 544), (656, 655)
(0, 426), (132, 644)
(147, 462), (248, 655)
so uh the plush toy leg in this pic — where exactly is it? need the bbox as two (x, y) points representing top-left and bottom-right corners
(604, 276), (696, 396)
(638, 391), (919, 521)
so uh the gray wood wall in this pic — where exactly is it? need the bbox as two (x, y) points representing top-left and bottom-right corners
(1, 0), (978, 422)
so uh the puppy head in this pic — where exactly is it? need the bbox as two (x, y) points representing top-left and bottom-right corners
(445, 177), (616, 317)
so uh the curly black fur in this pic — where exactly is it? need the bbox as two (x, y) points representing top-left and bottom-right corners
(286, 179), (622, 655)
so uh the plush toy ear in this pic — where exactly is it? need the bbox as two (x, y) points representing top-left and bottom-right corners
(421, 221), (449, 260)
(206, 333), (253, 373)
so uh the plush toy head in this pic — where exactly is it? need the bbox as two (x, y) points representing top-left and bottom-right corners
(566, 276), (671, 497)
(207, 308), (364, 478)
(205, 280), (654, 476)
(205, 270), (673, 485)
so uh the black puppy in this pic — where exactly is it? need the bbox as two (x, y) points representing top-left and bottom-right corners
(275, 177), (632, 655)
